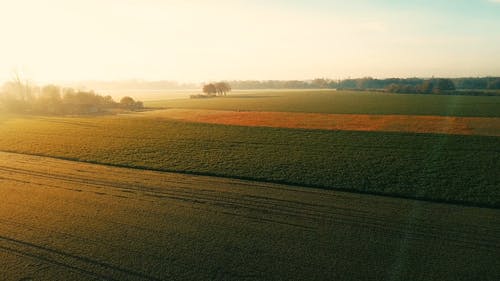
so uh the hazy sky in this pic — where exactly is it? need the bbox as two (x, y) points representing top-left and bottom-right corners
(0, 0), (499, 83)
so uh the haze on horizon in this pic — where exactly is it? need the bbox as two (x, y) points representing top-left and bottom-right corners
(0, 0), (499, 84)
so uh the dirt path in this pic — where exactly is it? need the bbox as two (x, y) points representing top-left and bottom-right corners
(0, 151), (499, 280)
(145, 109), (500, 136)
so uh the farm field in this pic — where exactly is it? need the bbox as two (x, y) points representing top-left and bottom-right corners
(145, 90), (500, 117)
(1, 151), (499, 281)
(145, 109), (500, 136)
(2, 1), (500, 280)
(0, 112), (499, 207)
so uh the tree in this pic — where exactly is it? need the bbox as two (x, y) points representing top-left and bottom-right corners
(214, 82), (231, 96)
(120, 96), (136, 108)
(356, 77), (375, 89)
(34, 84), (63, 114)
(119, 96), (143, 110)
(385, 83), (400, 93)
(435, 78), (455, 92)
(202, 83), (217, 96)
(420, 80), (435, 94)
(487, 78), (500, 89)
(311, 78), (329, 88)
(102, 95), (116, 107)
(0, 73), (35, 112)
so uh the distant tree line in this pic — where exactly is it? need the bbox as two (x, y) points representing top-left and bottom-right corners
(224, 77), (500, 92)
(227, 80), (329, 89)
(56, 77), (500, 94)
(384, 78), (456, 94)
(0, 78), (143, 115)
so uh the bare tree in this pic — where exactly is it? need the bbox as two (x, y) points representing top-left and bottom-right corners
(0, 71), (35, 112)
(214, 82), (231, 96)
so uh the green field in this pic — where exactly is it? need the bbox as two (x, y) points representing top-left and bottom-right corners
(145, 90), (500, 117)
(2, 152), (499, 281)
(0, 113), (499, 207)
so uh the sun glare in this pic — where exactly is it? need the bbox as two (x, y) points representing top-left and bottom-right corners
(0, 0), (499, 83)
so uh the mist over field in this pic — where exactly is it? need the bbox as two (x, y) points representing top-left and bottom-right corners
(0, 1), (499, 280)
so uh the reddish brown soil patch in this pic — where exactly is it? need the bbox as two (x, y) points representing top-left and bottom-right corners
(145, 109), (500, 136)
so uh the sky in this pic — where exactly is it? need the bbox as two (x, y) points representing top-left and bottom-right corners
(0, 0), (499, 83)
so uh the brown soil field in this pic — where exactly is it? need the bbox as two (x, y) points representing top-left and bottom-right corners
(1, 151), (499, 280)
(144, 109), (500, 136)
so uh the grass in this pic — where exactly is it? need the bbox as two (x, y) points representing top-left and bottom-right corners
(145, 90), (500, 117)
(0, 113), (499, 207)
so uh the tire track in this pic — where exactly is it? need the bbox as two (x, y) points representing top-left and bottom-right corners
(0, 235), (162, 281)
(1, 162), (499, 250)
(0, 151), (499, 280)
(2, 164), (499, 248)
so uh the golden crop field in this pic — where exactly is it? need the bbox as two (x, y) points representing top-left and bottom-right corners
(2, 0), (500, 279)
(1, 151), (499, 280)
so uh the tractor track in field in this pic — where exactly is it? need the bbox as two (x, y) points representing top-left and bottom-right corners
(0, 151), (499, 280)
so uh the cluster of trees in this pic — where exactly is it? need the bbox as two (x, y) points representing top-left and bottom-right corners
(118, 96), (144, 110)
(0, 79), (143, 115)
(200, 82), (232, 97)
(385, 78), (456, 94)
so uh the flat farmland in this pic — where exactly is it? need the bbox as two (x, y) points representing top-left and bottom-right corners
(145, 90), (500, 117)
(1, 151), (499, 281)
(0, 113), (499, 207)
